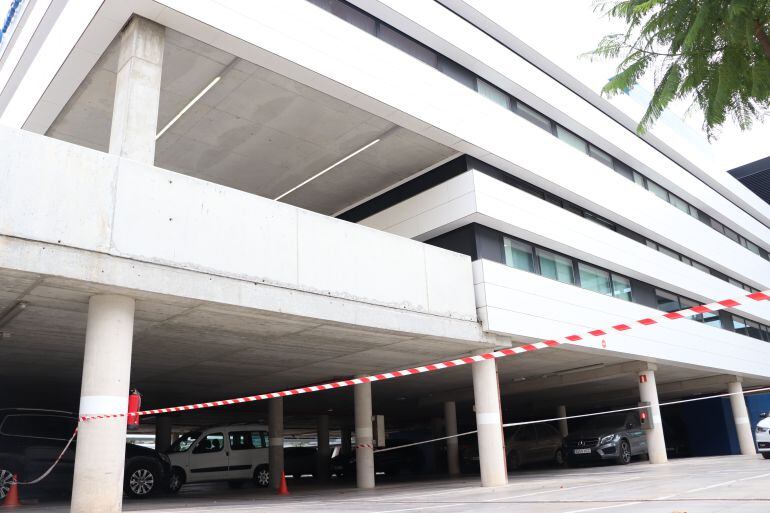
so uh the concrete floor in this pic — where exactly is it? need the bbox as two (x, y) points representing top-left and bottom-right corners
(18, 455), (770, 512)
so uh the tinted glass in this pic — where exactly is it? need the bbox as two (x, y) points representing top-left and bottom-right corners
(633, 171), (646, 187)
(537, 249), (575, 284)
(692, 261), (710, 273)
(229, 431), (257, 451)
(655, 289), (680, 312)
(169, 431), (200, 453)
(578, 262), (611, 295)
(437, 56), (476, 89)
(307, 0), (377, 34)
(588, 145), (613, 168)
(555, 125), (587, 153)
(709, 218), (725, 234)
(658, 246), (679, 259)
(377, 25), (437, 67)
(647, 180), (668, 201)
(193, 433), (224, 454)
(702, 311), (722, 329)
(611, 274), (633, 301)
(504, 238), (534, 272)
(743, 239), (761, 255)
(513, 425), (536, 442)
(746, 320), (763, 340)
(477, 79), (510, 108)
(668, 194), (690, 214)
(723, 226), (740, 243)
(680, 297), (702, 322)
(733, 316), (748, 336)
(645, 240), (658, 250)
(0, 415), (77, 440)
(516, 103), (552, 131)
(614, 161), (634, 181)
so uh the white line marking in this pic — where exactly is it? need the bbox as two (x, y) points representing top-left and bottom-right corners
(370, 503), (457, 513)
(486, 476), (641, 501)
(561, 502), (642, 513)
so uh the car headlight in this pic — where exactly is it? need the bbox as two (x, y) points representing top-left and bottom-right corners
(599, 434), (616, 445)
(757, 426), (768, 433)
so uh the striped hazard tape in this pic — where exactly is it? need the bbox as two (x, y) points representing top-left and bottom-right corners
(81, 289), (770, 422)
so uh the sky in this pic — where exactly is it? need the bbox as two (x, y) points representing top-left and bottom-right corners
(469, 0), (770, 172)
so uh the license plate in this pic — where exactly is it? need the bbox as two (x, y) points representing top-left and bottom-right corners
(573, 448), (591, 455)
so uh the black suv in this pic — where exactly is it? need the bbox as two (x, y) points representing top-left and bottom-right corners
(0, 409), (171, 500)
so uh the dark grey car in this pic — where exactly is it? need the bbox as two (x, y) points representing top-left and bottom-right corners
(563, 412), (647, 465)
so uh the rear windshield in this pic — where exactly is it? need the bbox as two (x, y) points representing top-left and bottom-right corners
(0, 414), (77, 440)
(168, 431), (201, 453)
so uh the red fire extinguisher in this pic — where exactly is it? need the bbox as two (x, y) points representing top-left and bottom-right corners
(127, 388), (142, 430)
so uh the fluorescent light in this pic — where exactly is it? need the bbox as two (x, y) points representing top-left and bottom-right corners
(275, 138), (380, 201)
(155, 75), (221, 140)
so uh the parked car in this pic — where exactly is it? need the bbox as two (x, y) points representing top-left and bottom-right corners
(284, 446), (318, 478)
(563, 412), (647, 465)
(0, 408), (171, 500)
(166, 424), (270, 491)
(330, 439), (424, 478)
(756, 412), (770, 459)
(505, 423), (565, 469)
(459, 423), (564, 472)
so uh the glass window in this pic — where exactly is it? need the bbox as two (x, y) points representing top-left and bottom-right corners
(680, 256), (692, 266)
(476, 79), (510, 108)
(728, 278), (744, 289)
(169, 431), (200, 453)
(702, 311), (722, 329)
(588, 145), (614, 168)
(516, 102), (552, 132)
(732, 315), (748, 336)
(437, 56), (476, 89)
(723, 226), (740, 243)
(646, 180), (669, 202)
(679, 297), (702, 322)
(692, 261), (710, 273)
(537, 249), (575, 284)
(193, 433), (224, 454)
(555, 125), (587, 153)
(645, 240), (658, 250)
(377, 24), (437, 67)
(746, 320), (763, 340)
(742, 238), (761, 255)
(583, 212), (616, 230)
(709, 218), (725, 234)
(655, 289), (680, 312)
(503, 238), (535, 272)
(229, 431), (257, 451)
(307, 0), (377, 34)
(513, 425), (536, 442)
(614, 160), (635, 181)
(658, 246), (679, 260)
(578, 262), (612, 295)
(255, 431), (268, 448)
(668, 194), (690, 214)
(687, 204), (700, 219)
(633, 171), (646, 187)
(611, 274), (633, 301)
(0, 415), (77, 440)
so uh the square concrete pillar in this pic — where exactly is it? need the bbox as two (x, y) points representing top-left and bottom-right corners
(268, 398), (284, 490)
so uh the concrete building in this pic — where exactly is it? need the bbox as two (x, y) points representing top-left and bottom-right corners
(0, 1), (769, 511)
(729, 157), (770, 207)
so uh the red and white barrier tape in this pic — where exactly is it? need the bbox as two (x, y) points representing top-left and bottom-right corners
(81, 289), (770, 422)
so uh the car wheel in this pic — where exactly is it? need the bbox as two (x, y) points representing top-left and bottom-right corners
(0, 469), (16, 501)
(762, 452), (770, 460)
(125, 460), (161, 498)
(254, 465), (270, 488)
(617, 440), (632, 465)
(506, 451), (520, 470)
(167, 468), (185, 494)
(554, 448), (565, 466)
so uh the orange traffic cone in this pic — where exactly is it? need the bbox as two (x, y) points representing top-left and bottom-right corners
(2, 474), (20, 508)
(277, 471), (289, 496)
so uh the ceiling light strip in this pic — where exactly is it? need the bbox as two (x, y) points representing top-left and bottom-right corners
(155, 76), (221, 140)
(274, 138), (381, 201)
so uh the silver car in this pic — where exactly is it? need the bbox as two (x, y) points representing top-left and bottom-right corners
(505, 423), (565, 469)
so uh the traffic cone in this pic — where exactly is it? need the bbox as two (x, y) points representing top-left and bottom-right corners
(277, 471), (289, 496)
(2, 474), (20, 508)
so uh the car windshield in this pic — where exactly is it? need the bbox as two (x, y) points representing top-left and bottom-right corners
(168, 431), (201, 453)
(575, 412), (628, 432)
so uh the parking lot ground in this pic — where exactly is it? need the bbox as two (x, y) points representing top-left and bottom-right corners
(17, 455), (770, 513)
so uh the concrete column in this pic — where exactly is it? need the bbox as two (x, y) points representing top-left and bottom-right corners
(268, 398), (284, 490)
(71, 295), (135, 513)
(341, 425), (352, 454)
(316, 414), (330, 480)
(109, 16), (164, 164)
(638, 366), (667, 464)
(155, 415), (172, 453)
(444, 401), (460, 476)
(472, 358), (507, 487)
(557, 405), (568, 437)
(728, 380), (757, 456)
(354, 380), (375, 489)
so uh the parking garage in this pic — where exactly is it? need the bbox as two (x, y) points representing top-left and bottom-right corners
(1, 4), (770, 513)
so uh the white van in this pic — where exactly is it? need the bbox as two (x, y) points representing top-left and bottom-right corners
(757, 412), (770, 459)
(166, 424), (270, 492)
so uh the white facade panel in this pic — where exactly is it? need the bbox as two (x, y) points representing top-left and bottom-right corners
(474, 259), (770, 379)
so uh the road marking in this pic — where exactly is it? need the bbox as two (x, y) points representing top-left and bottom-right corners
(485, 476), (641, 501)
(370, 503), (457, 513)
(655, 470), (770, 500)
(561, 502), (642, 513)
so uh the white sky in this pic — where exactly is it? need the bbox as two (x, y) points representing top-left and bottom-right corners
(471, 0), (770, 172)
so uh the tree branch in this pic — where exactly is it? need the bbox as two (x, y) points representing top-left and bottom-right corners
(755, 20), (770, 62)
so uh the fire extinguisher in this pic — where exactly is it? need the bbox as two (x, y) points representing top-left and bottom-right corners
(127, 388), (142, 430)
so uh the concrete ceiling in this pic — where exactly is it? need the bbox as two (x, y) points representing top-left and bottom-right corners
(45, 29), (455, 216)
